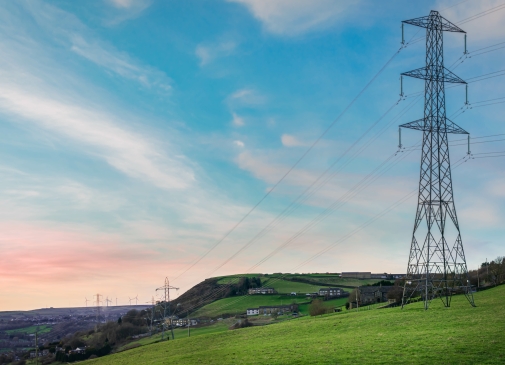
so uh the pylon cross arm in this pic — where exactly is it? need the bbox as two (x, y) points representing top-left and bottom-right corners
(403, 13), (465, 33)
(401, 67), (465, 84)
(400, 117), (468, 134)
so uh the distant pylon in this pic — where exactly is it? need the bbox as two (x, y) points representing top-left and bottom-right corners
(156, 277), (179, 340)
(399, 10), (475, 310)
(94, 293), (103, 328)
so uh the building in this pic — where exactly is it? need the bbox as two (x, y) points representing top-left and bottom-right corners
(258, 304), (298, 315)
(318, 288), (345, 297)
(358, 286), (394, 305)
(170, 318), (198, 327)
(341, 272), (371, 279)
(370, 273), (388, 279)
(246, 308), (260, 316)
(248, 287), (277, 295)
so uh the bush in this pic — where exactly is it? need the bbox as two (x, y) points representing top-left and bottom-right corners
(309, 299), (328, 316)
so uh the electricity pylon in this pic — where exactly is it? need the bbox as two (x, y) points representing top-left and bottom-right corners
(94, 293), (103, 330)
(156, 277), (179, 340)
(399, 10), (475, 310)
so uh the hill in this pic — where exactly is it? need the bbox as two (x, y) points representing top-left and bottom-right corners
(84, 285), (505, 364)
(181, 273), (366, 318)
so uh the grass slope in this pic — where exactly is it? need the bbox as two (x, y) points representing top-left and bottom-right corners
(87, 286), (505, 364)
(216, 274), (380, 290)
(192, 295), (309, 317)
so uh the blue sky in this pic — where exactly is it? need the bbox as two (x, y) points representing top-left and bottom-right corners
(0, 0), (504, 310)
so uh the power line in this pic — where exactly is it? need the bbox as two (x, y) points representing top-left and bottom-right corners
(173, 39), (413, 281)
(173, 4), (505, 310)
(179, 139), (429, 315)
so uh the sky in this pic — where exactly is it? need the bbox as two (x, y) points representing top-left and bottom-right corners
(0, 0), (504, 311)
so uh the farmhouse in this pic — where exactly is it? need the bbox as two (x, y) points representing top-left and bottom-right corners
(258, 304), (298, 315)
(171, 318), (198, 327)
(359, 286), (394, 304)
(318, 287), (345, 297)
(248, 287), (277, 295)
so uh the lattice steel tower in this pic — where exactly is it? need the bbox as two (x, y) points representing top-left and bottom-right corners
(399, 11), (475, 309)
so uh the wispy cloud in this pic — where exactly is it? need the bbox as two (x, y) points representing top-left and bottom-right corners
(16, 0), (168, 92)
(231, 112), (246, 127)
(70, 35), (171, 92)
(281, 134), (308, 147)
(227, 88), (266, 107)
(227, 0), (359, 36)
(439, 0), (505, 41)
(233, 140), (245, 148)
(104, 0), (153, 25)
(195, 41), (237, 66)
(0, 84), (193, 190)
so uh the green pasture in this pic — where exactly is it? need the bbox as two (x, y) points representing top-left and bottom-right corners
(5, 324), (52, 335)
(297, 297), (348, 315)
(86, 285), (505, 364)
(117, 320), (233, 351)
(216, 273), (380, 290)
(192, 294), (309, 317)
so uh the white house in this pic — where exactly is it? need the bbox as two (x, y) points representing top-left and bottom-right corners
(246, 308), (259, 316)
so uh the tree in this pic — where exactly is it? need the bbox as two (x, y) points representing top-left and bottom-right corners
(309, 299), (327, 316)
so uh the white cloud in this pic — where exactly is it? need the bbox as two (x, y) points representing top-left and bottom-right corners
(231, 112), (245, 127)
(0, 84), (193, 190)
(17, 0), (167, 90)
(281, 134), (307, 147)
(440, 0), (505, 41)
(109, 0), (144, 8)
(105, 0), (152, 24)
(233, 140), (245, 148)
(227, 0), (358, 36)
(70, 35), (171, 92)
(195, 41), (237, 66)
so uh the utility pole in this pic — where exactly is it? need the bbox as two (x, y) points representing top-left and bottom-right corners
(399, 10), (475, 310)
(477, 265), (480, 289)
(156, 277), (179, 340)
(35, 331), (39, 365)
(145, 297), (155, 335)
(187, 310), (190, 338)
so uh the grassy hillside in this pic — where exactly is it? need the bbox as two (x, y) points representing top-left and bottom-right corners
(216, 273), (380, 290)
(86, 285), (505, 364)
(191, 294), (309, 317)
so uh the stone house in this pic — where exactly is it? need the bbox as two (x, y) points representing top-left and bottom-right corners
(318, 287), (345, 297)
(359, 286), (394, 305)
(248, 287), (277, 295)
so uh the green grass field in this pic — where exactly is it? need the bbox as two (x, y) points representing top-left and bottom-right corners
(86, 285), (505, 364)
(117, 320), (234, 351)
(216, 273), (380, 289)
(5, 324), (52, 335)
(297, 297), (348, 315)
(192, 294), (309, 317)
